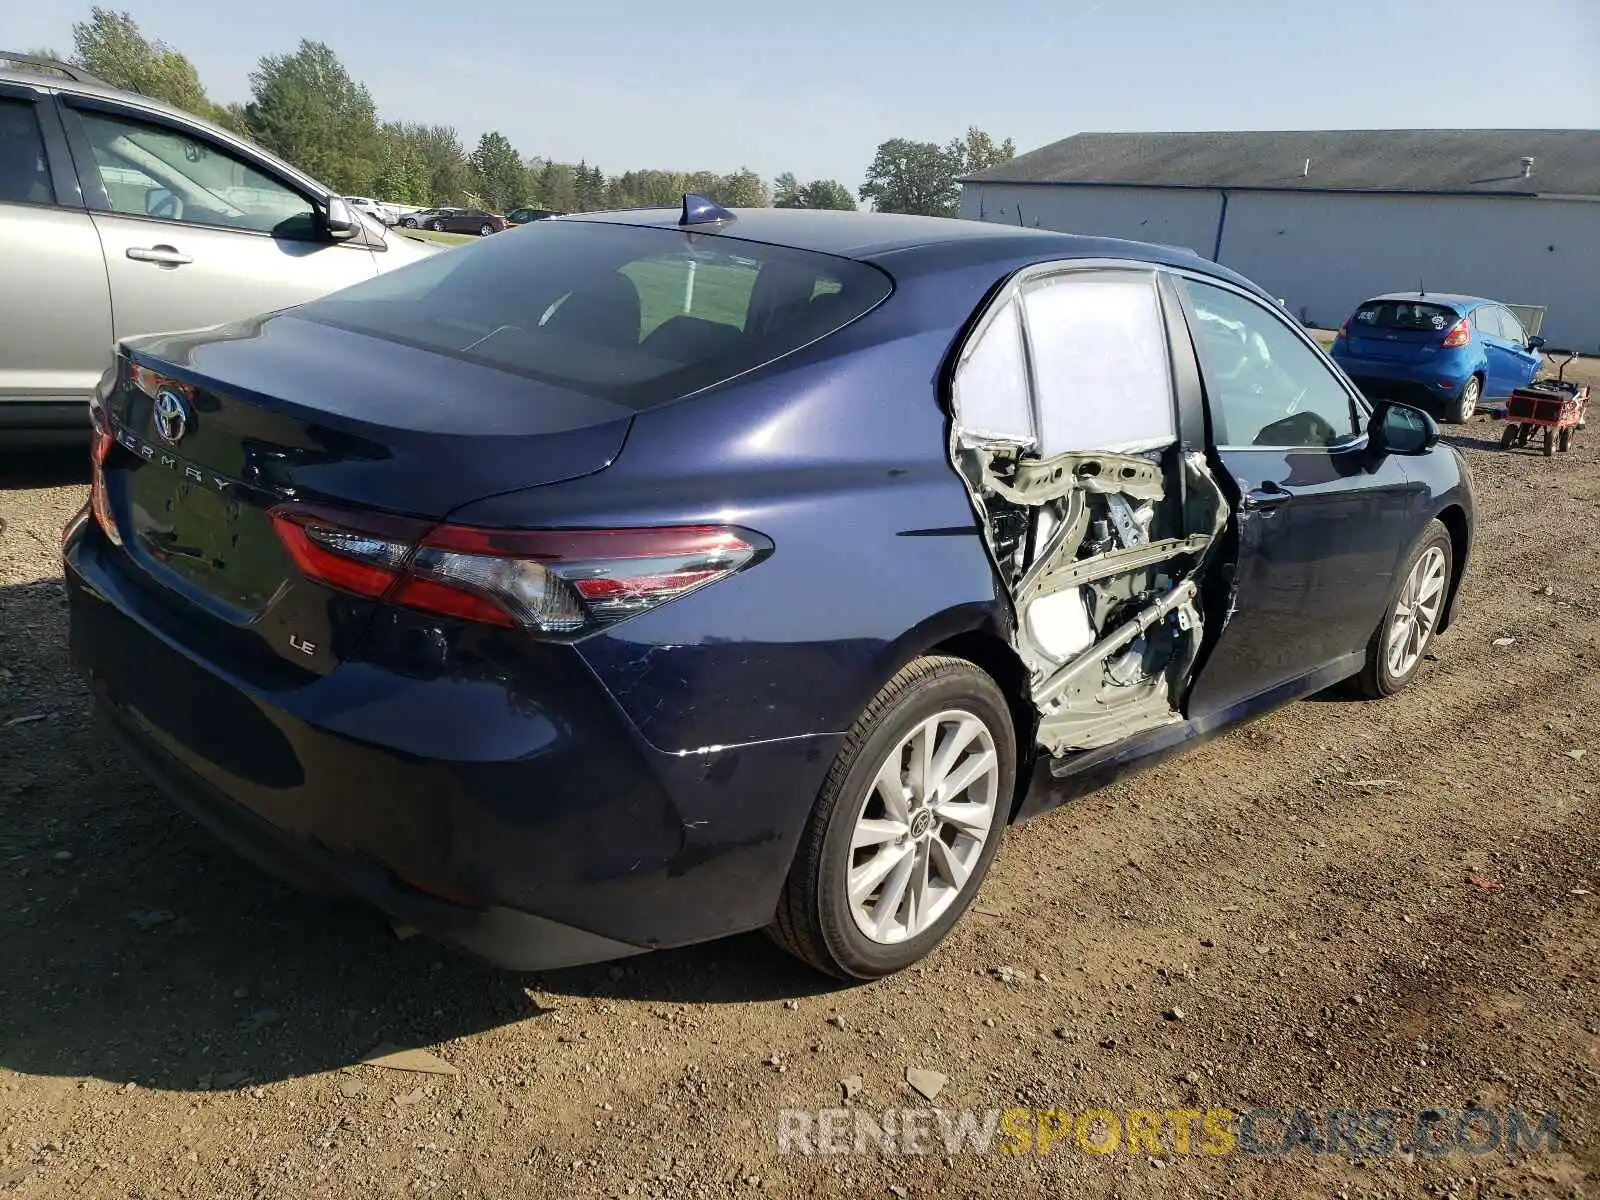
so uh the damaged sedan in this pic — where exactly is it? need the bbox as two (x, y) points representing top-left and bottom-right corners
(65, 200), (1474, 981)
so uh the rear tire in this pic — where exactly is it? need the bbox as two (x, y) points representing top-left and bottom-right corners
(767, 656), (1016, 981)
(1446, 376), (1480, 424)
(429, 219), (444, 231)
(479, 222), (494, 236)
(1358, 520), (1452, 699)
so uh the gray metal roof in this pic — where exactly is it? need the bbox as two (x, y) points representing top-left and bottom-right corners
(965, 130), (1600, 198)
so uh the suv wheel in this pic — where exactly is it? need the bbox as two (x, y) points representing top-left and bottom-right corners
(768, 656), (1015, 980)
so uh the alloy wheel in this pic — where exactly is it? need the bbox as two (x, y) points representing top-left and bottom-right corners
(846, 710), (1000, 944)
(1386, 545), (1447, 677)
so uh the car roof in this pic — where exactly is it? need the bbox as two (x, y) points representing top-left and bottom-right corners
(1360, 292), (1486, 308)
(562, 206), (1226, 276)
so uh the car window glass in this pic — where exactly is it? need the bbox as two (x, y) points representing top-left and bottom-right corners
(79, 109), (316, 238)
(1497, 307), (1525, 343)
(0, 98), (54, 206)
(1473, 306), (1503, 338)
(1184, 279), (1360, 449)
(620, 254), (762, 338)
(1354, 301), (1458, 333)
(298, 220), (890, 408)
(952, 296), (1033, 442)
(1021, 271), (1175, 456)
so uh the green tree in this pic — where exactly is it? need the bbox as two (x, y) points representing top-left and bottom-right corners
(532, 161), (579, 211)
(469, 130), (525, 211)
(713, 167), (769, 208)
(245, 40), (380, 194)
(573, 161), (608, 211)
(858, 138), (962, 216)
(773, 171), (801, 207)
(399, 124), (471, 205)
(70, 9), (214, 116)
(776, 173), (855, 210)
(949, 126), (1015, 177)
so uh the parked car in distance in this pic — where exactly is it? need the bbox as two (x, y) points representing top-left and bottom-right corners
(506, 207), (563, 225)
(0, 51), (438, 448)
(343, 195), (402, 225)
(1330, 292), (1546, 423)
(66, 202), (1474, 982)
(400, 207), (507, 236)
(397, 207), (453, 229)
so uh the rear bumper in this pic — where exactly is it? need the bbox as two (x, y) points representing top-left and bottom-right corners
(65, 523), (840, 970)
(1334, 352), (1473, 409)
(94, 694), (647, 969)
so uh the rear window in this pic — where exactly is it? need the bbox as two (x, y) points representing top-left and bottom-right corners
(300, 220), (891, 407)
(1351, 301), (1460, 332)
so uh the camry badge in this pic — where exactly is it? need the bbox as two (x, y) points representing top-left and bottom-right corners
(152, 388), (189, 444)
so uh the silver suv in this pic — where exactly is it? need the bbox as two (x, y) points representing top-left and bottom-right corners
(0, 53), (438, 447)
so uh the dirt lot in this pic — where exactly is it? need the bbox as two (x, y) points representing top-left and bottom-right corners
(2, 368), (1598, 1199)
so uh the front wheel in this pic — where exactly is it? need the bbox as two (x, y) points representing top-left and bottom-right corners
(1359, 520), (1452, 699)
(1446, 376), (1481, 424)
(1499, 422), (1520, 450)
(767, 656), (1016, 980)
(429, 219), (444, 231)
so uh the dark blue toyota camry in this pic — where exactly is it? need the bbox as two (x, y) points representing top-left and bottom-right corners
(64, 200), (1474, 980)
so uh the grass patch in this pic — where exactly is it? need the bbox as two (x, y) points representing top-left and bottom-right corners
(392, 227), (475, 245)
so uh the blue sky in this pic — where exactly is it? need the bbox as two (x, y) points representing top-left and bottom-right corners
(13, 0), (1599, 188)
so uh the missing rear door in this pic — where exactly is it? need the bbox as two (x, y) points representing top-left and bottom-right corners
(949, 266), (1226, 755)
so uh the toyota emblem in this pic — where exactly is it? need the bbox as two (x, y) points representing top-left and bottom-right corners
(152, 388), (189, 444)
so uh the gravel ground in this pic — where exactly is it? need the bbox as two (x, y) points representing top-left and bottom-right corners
(1, 372), (1597, 1198)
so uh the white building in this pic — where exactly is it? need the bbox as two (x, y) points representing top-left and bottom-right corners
(961, 130), (1600, 351)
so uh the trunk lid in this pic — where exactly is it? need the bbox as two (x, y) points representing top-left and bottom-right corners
(100, 312), (633, 675)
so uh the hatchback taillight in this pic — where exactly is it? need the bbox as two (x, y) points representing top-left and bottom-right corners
(269, 507), (770, 636)
(1441, 318), (1471, 349)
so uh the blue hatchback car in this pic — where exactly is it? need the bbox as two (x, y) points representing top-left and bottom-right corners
(1330, 292), (1546, 423)
(65, 202), (1475, 980)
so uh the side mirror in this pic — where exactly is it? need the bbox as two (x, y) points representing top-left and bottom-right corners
(1527, 334), (1547, 351)
(1368, 402), (1438, 457)
(324, 195), (358, 241)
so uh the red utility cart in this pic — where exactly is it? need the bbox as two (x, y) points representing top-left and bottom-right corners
(1498, 352), (1588, 457)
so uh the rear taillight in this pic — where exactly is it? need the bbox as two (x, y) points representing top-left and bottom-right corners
(88, 395), (121, 546)
(269, 507), (769, 637)
(1441, 318), (1471, 349)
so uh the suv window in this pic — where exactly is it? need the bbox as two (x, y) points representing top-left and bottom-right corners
(78, 108), (316, 237)
(0, 98), (54, 206)
(1184, 279), (1361, 449)
(299, 219), (891, 408)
